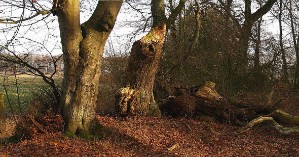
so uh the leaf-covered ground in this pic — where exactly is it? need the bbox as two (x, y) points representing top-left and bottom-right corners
(1, 115), (298, 156)
(1, 95), (299, 156)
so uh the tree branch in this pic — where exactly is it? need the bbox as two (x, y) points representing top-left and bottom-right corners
(216, 0), (241, 29)
(241, 116), (299, 135)
(83, 0), (123, 32)
(151, 0), (167, 27)
(251, 0), (277, 22)
(0, 10), (51, 24)
(167, 0), (186, 27)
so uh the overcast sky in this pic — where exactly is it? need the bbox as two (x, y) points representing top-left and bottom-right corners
(0, 0), (288, 57)
(0, 0), (151, 56)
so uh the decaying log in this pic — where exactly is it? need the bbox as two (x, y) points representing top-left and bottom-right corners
(160, 95), (198, 117)
(115, 80), (299, 134)
(240, 110), (299, 134)
(159, 81), (283, 125)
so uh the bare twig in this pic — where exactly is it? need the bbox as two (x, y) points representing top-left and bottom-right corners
(167, 143), (179, 151)
(13, 67), (23, 114)
(2, 72), (17, 123)
(184, 123), (192, 131)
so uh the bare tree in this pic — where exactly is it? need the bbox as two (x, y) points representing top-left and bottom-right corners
(0, 0), (61, 111)
(278, 0), (289, 84)
(54, 0), (122, 137)
(218, 0), (277, 72)
(1, 51), (62, 104)
(0, 0), (123, 137)
(286, 0), (299, 89)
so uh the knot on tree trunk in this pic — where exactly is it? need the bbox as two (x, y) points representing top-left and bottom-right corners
(97, 10), (116, 32)
(141, 43), (156, 57)
(137, 24), (166, 58)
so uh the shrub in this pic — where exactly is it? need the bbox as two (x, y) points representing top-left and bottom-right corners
(14, 87), (63, 140)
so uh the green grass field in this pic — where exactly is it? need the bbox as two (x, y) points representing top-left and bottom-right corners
(0, 75), (61, 114)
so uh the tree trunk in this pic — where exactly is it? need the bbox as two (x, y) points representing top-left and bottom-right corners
(288, 0), (299, 89)
(117, 25), (167, 116)
(279, 0), (289, 84)
(56, 0), (122, 137)
(159, 82), (299, 135)
(296, 36), (299, 88)
(254, 19), (262, 69)
(115, 0), (186, 116)
(237, 0), (276, 73)
(56, 0), (81, 121)
(238, 23), (252, 72)
(0, 93), (4, 122)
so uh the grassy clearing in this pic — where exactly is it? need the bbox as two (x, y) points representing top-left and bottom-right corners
(0, 75), (61, 114)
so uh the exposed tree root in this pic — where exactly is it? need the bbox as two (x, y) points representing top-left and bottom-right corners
(241, 110), (299, 135)
(270, 110), (299, 125)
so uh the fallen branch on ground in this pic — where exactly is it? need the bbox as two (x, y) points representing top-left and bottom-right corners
(28, 116), (48, 135)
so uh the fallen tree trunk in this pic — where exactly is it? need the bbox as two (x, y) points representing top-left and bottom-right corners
(159, 81), (283, 125)
(159, 81), (299, 134)
(160, 96), (281, 125)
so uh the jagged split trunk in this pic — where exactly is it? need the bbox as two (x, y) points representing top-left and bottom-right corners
(56, 0), (122, 137)
(117, 25), (166, 116)
(115, 0), (186, 116)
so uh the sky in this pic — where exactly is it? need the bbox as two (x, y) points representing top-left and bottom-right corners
(0, 0), (290, 57)
(0, 0), (152, 56)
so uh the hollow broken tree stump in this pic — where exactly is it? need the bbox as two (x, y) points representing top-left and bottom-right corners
(114, 23), (167, 117)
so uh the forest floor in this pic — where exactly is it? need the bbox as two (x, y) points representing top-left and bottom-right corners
(0, 96), (299, 156)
